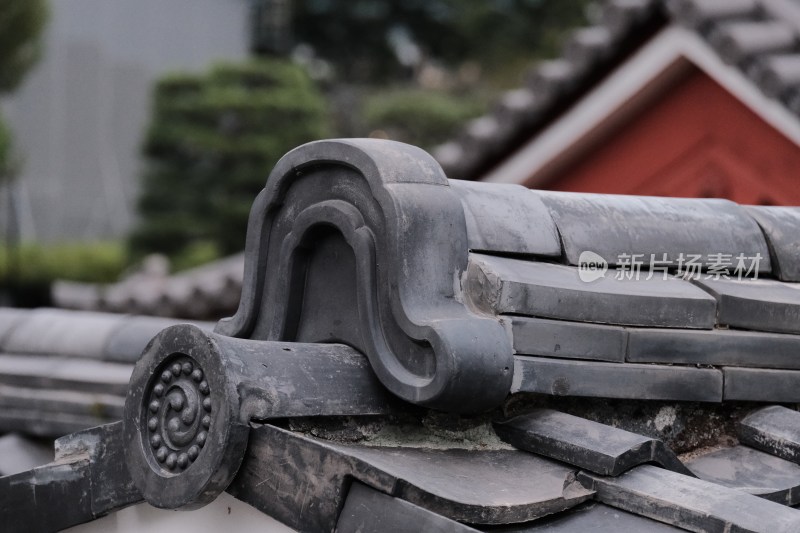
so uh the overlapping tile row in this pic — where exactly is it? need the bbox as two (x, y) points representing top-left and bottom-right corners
(286, 404), (800, 531)
(52, 252), (245, 319)
(0, 307), (211, 436)
(15, 404), (800, 532)
(4, 138), (800, 530)
(15, 139), (800, 414)
(455, 184), (800, 403)
(434, 0), (800, 181)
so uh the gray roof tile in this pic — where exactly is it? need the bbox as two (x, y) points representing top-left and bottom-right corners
(692, 277), (800, 334)
(746, 206), (800, 282)
(1, 308), (125, 359)
(511, 317), (628, 362)
(495, 409), (692, 476)
(467, 253), (717, 328)
(513, 356), (723, 401)
(579, 464), (800, 531)
(739, 405), (800, 463)
(628, 327), (800, 368)
(686, 445), (800, 503)
(7, 138), (800, 529)
(708, 20), (796, 65)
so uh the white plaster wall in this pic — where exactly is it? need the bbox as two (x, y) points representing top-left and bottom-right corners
(2, 0), (248, 241)
(65, 491), (296, 533)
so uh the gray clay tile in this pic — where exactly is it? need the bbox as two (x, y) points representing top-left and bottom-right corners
(449, 179), (561, 257)
(580, 464), (800, 532)
(533, 191), (771, 272)
(745, 206), (800, 282)
(494, 408), (691, 476)
(0, 422), (141, 532)
(693, 277), (800, 334)
(467, 254), (717, 328)
(490, 502), (686, 532)
(512, 356), (723, 401)
(0, 382), (124, 421)
(739, 405), (800, 464)
(627, 327), (800, 369)
(686, 445), (800, 505)
(723, 367), (800, 402)
(2, 308), (126, 359)
(103, 316), (213, 363)
(336, 482), (480, 533)
(229, 424), (594, 531)
(0, 354), (132, 396)
(0, 308), (30, 349)
(511, 317), (627, 362)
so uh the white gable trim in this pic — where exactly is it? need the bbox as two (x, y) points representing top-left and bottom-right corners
(481, 26), (800, 186)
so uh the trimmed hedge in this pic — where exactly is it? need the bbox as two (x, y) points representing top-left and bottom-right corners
(364, 88), (486, 150)
(131, 59), (330, 259)
(0, 242), (127, 284)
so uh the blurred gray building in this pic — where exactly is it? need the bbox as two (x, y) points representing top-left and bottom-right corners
(1, 0), (250, 242)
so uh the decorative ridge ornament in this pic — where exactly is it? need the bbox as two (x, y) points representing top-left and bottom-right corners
(124, 325), (249, 510)
(215, 139), (514, 412)
(124, 323), (394, 509)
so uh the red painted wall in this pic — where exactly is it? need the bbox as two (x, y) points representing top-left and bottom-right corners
(535, 68), (800, 205)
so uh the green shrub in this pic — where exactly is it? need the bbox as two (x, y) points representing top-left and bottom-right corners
(364, 88), (487, 150)
(131, 59), (330, 259)
(170, 240), (222, 273)
(0, 242), (127, 284)
(0, 113), (11, 182)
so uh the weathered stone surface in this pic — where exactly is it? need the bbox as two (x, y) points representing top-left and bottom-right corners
(55, 422), (142, 520)
(2, 308), (126, 359)
(746, 206), (800, 282)
(449, 179), (561, 256)
(336, 481), (480, 533)
(125, 325), (395, 511)
(579, 464), (800, 532)
(628, 327), (800, 369)
(693, 277), (800, 334)
(723, 367), (800, 402)
(511, 317), (627, 362)
(0, 422), (141, 532)
(467, 254), (717, 328)
(686, 445), (800, 504)
(513, 356), (723, 401)
(492, 502), (686, 532)
(534, 191), (771, 271)
(495, 409), (692, 476)
(216, 139), (513, 412)
(739, 406), (800, 464)
(228, 424), (594, 531)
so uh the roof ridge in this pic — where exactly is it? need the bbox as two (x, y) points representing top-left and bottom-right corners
(434, 0), (800, 182)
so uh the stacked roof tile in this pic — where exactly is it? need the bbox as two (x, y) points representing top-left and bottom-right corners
(52, 253), (244, 320)
(2, 138), (800, 532)
(0, 307), (211, 437)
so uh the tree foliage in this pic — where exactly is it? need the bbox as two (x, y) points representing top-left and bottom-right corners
(293, 0), (589, 86)
(0, 0), (48, 93)
(364, 88), (486, 150)
(130, 59), (330, 259)
(0, 0), (47, 182)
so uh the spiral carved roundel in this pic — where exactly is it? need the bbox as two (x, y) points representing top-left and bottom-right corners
(144, 355), (212, 473)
